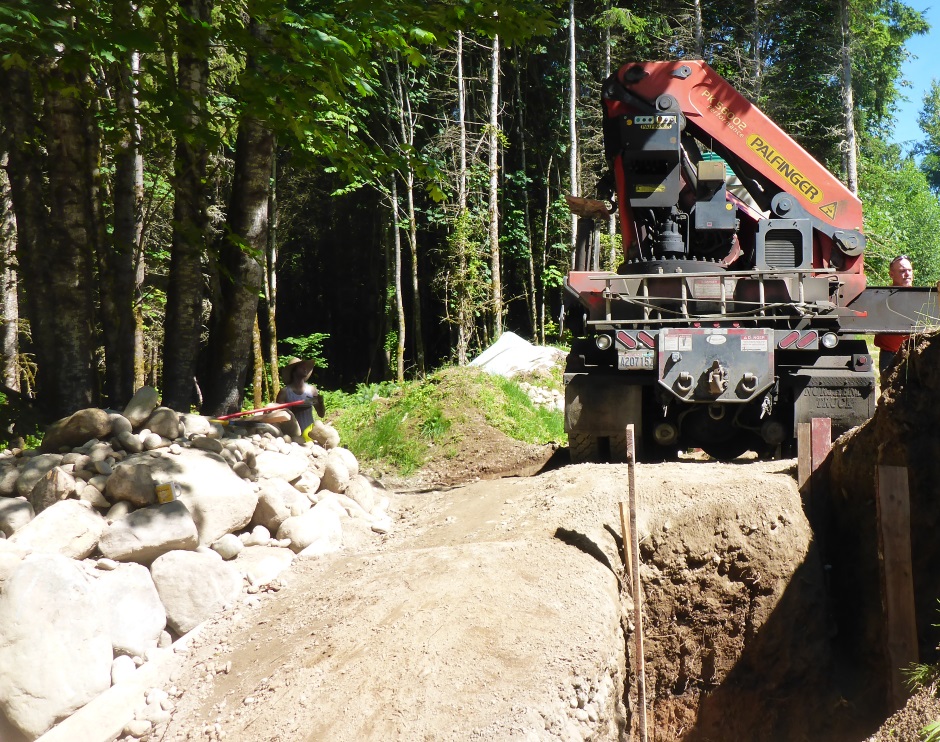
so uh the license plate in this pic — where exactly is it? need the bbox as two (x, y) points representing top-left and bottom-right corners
(618, 350), (655, 370)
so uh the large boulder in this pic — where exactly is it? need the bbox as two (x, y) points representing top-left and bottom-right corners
(145, 407), (181, 440)
(306, 420), (340, 450)
(343, 475), (376, 514)
(0, 554), (112, 739)
(9, 500), (105, 559)
(28, 466), (77, 514)
(0, 463), (20, 497)
(276, 502), (343, 555)
(253, 448), (310, 482)
(252, 479), (310, 533)
(15, 454), (63, 498)
(39, 408), (112, 452)
(150, 550), (243, 635)
(105, 462), (155, 507)
(235, 545), (294, 587)
(142, 449), (258, 545)
(98, 499), (199, 564)
(123, 386), (160, 428)
(179, 414), (213, 439)
(319, 453), (351, 494)
(95, 562), (167, 657)
(0, 497), (33, 537)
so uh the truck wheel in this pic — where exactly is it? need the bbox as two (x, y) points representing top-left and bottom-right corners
(568, 433), (599, 463)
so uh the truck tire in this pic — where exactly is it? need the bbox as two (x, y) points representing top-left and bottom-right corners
(568, 433), (599, 463)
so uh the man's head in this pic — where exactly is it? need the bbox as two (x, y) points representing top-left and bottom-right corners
(889, 255), (913, 287)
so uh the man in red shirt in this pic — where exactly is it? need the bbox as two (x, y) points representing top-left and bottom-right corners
(874, 255), (914, 382)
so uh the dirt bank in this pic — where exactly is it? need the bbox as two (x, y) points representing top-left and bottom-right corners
(152, 457), (844, 741)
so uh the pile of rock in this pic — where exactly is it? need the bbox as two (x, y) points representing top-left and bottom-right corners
(0, 388), (391, 741)
(517, 381), (564, 412)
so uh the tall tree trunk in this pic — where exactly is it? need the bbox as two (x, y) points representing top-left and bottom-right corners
(2, 68), (57, 412)
(42, 66), (98, 414)
(265, 146), (280, 401)
(488, 34), (502, 337)
(0, 153), (18, 391)
(540, 154), (553, 345)
(163, 0), (213, 411)
(252, 313), (264, 408)
(840, 0), (858, 194)
(391, 176), (405, 381)
(456, 31), (470, 365)
(394, 63), (425, 376)
(202, 113), (272, 416)
(605, 21), (616, 269)
(693, 0), (705, 57)
(514, 47), (537, 338)
(103, 4), (144, 406)
(568, 0), (579, 260)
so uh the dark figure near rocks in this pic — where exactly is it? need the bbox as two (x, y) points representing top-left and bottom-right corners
(276, 358), (325, 436)
(874, 255), (914, 382)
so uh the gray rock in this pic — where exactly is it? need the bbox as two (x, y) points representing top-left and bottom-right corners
(252, 479), (310, 533)
(99, 499), (199, 564)
(79, 483), (110, 508)
(145, 407), (181, 440)
(232, 461), (252, 479)
(106, 500), (134, 522)
(277, 502), (343, 554)
(15, 453), (63, 498)
(0, 497), (33, 537)
(191, 435), (223, 454)
(343, 474), (376, 514)
(109, 413), (133, 436)
(235, 545), (294, 587)
(292, 470), (322, 494)
(143, 433), (167, 451)
(211, 533), (243, 560)
(106, 462), (155, 507)
(62, 452), (91, 469)
(0, 554), (112, 739)
(0, 464), (19, 498)
(28, 466), (77, 513)
(254, 449), (310, 481)
(88, 442), (114, 462)
(96, 561), (167, 657)
(319, 454), (351, 494)
(123, 386), (160, 428)
(111, 654), (137, 685)
(306, 420), (340, 449)
(116, 430), (144, 453)
(150, 550), (243, 635)
(144, 449), (258, 545)
(9, 499), (105, 559)
(245, 524), (271, 546)
(330, 447), (360, 478)
(88, 474), (109, 492)
(39, 408), (112, 452)
(179, 414), (212, 439)
(124, 718), (152, 738)
(94, 458), (114, 475)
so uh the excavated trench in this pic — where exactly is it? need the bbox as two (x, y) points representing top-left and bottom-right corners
(618, 332), (940, 741)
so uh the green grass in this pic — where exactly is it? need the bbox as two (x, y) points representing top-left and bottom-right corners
(324, 366), (564, 476)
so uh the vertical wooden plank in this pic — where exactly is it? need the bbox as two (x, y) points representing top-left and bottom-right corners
(810, 417), (831, 474)
(619, 501), (632, 584)
(626, 424), (648, 742)
(797, 422), (812, 494)
(876, 465), (918, 710)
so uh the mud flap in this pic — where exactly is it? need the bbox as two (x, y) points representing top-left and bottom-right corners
(564, 373), (643, 447)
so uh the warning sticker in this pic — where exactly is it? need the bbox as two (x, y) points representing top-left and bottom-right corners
(741, 335), (769, 352)
(635, 185), (666, 193)
(662, 333), (693, 352)
(819, 201), (837, 220)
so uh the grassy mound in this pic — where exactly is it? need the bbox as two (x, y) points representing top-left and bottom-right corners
(324, 366), (564, 477)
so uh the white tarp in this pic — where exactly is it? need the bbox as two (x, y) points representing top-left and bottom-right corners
(468, 332), (565, 378)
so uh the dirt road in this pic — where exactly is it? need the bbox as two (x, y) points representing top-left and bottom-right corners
(158, 458), (821, 742)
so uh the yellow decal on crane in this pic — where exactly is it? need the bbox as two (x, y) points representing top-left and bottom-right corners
(819, 202), (837, 219)
(746, 134), (823, 204)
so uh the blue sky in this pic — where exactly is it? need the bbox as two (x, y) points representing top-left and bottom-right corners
(891, 3), (940, 150)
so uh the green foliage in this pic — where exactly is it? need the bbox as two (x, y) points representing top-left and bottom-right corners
(922, 720), (940, 742)
(918, 80), (940, 191)
(279, 334), (330, 370)
(326, 367), (562, 475)
(858, 138), (940, 286)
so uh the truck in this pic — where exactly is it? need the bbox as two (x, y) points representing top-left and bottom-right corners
(564, 60), (940, 462)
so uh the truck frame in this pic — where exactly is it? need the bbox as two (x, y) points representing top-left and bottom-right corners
(564, 60), (939, 461)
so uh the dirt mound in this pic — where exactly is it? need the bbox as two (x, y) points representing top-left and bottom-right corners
(153, 459), (842, 741)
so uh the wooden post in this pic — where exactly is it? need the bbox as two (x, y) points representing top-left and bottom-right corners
(626, 424), (648, 742)
(876, 465), (917, 709)
(797, 422), (812, 494)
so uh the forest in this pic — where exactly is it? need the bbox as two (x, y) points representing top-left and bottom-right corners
(2, 0), (940, 422)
